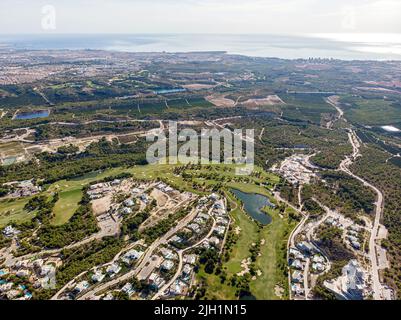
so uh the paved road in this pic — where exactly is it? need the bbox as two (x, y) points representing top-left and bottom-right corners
(78, 206), (199, 300)
(326, 96), (346, 127)
(258, 127), (265, 142)
(327, 98), (387, 300)
(291, 198), (334, 300)
(303, 258), (311, 298)
(152, 206), (216, 300)
(339, 134), (385, 300)
(274, 190), (308, 300)
(51, 241), (142, 300)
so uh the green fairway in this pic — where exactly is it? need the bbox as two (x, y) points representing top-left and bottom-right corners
(195, 178), (295, 300)
(196, 265), (237, 300)
(0, 197), (33, 227)
(46, 168), (128, 225)
(51, 188), (83, 226)
(250, 207), (296, 300)
(224, 191), (259, 275)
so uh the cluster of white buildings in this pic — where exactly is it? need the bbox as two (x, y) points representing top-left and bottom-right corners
(168, 279), (189, 296)
(65, 247), (145, 299)
(324, 260), (368, 300)
(121, 249), (144, 265)
(148, 272), (167, 292)
(106, 263), (122, 278)
(3, 180), (42, 198)
(311, 255), (326, 273)
(118, 182), (157, 215)
(274, 154), (316, 185)
(0, 278), (33, 300)
(163, 254), (198, 298)
(155, 182), (174, 194)
(68, 263), (122, 298)
(73, 281), (90, 295)
(0, 258), (57, 300)
(289, 241), (328, 298)
(288, 247), (306, 297)
(169, 194), (227, 249)
(325, 216), (341, 227)
(157, 194), (229, 299)
(325, 216), (362, 251)
(71, 191), (228, 300)
(91, 270), (105, 283)
(120, 198), (136, 215)
(121, 282), (135, 297)
(346, 226), (362, 251)
(290, 244), (327, 273)
(87, 182), (113, 200)
(208, 195), (230, 246)
(2, 225), (20, 238)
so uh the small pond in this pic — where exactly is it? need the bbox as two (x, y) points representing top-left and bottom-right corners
(14, 110), (50, 120)
(231, 189), (274, 225)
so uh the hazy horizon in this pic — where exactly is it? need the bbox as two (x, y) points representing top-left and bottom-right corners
(1, 1), (400, 60)
(1, 33), (401, 61)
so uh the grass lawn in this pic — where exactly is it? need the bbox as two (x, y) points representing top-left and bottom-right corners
(250, 207), (297, 300)
(196, 266), (237, 300)
(45, 163), (203, 225)
(46, 168), (127, 225)
(224, 191), (259, 275)
(0, 167), (127, 227)
(0, 197), (34, 227)
(51, 188), (83, 226)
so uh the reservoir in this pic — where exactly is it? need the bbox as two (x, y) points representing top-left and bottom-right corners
(154, 88), (186, 94)
(231, 189), (273, 225)
(15, 110), (50, 120)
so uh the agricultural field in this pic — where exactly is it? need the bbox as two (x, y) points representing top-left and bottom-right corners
(279, 93), (335, 124)
(339, 95), (401, 126)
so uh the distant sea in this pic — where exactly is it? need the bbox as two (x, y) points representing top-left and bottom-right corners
(1, 33), (401, 60)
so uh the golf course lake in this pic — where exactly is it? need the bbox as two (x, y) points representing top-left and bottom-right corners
(231, 189), (274, 225)
(14, 110), (50, 120)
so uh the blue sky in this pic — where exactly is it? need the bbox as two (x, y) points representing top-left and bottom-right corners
(0, 0), (400, 34)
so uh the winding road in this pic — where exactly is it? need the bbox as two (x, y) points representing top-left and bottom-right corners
(329, 97), (387, 300)
(152, 205), (217, 300)
(339, 131), (386, 300)
(78, 206), (199, 300)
